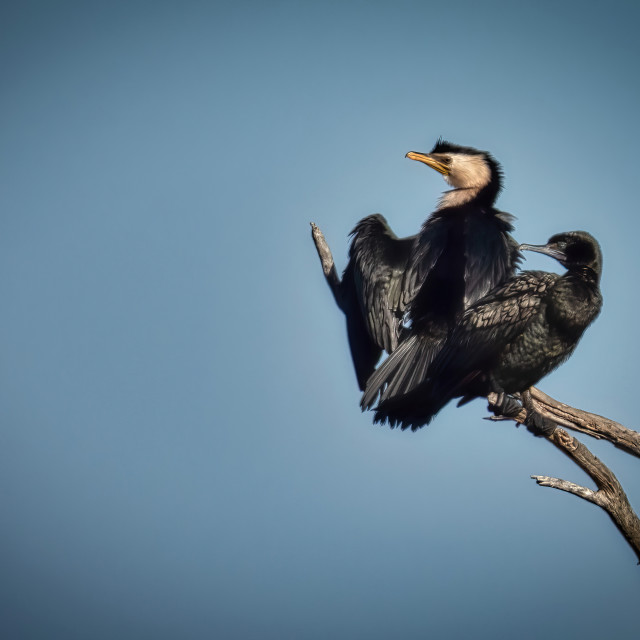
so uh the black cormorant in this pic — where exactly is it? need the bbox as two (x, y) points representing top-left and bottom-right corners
(337, 140), (521, 390)
(362, 231), (603, 430)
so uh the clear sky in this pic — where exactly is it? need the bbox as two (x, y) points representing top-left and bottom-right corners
(2, 1), (639, 638)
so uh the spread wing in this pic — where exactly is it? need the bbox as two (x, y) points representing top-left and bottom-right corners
(341, 214), (416, 389)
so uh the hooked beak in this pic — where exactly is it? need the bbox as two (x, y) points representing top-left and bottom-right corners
(519, 243), (566, 262)
(406, 151), (449, 175)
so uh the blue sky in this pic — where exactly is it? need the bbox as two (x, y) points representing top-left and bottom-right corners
(2, 1), (639, 638)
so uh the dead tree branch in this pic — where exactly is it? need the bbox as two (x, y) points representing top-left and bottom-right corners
(488, 390), (640, 563)
(532, 450), (640, 565)
(527, 387), (640, 458)
(310, 222), (343, 309)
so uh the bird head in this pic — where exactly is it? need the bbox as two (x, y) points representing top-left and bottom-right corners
(520, 231), (602, 282)
(406, 139), (502, 196)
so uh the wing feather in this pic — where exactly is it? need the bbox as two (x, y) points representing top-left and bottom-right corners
(366, 271), (557, 428)
(341, 214), (415, 389)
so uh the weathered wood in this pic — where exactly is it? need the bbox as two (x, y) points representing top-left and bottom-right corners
(310, 222), (343, 308)
(532, 428), (640, 564)
(528, 387), (640, 458)
(487, 388), (640, 459)
(492, 390), (640, 563)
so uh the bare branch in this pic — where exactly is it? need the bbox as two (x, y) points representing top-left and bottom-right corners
(310, 222), (343, 308)
(487, 388), (640, 458)
(492, 391), (640, 563)
(529, 387), (640, 458)
(531, 475), (597, 503)
(537, 427), (640, 564)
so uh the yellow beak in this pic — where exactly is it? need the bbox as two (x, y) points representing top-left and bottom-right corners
(406, 151), (449, 175)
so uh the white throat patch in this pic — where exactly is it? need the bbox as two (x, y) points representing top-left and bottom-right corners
(437, 153), (492, 209)
(438, 188), (482, 209)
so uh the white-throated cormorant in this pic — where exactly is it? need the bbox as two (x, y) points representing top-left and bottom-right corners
(337, 140), (521, 390)
(362, 231), (603, 430)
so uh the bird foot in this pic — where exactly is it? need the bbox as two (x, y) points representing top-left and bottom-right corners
(519, 389), (557, 437)
(484, 415), (513, 422)
(487, 392), (522, 419)
(524, 410), (557, 437)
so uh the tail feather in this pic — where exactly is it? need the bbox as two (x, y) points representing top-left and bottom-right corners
(373, 383), (447, 430)
(360, 330), (446, 416)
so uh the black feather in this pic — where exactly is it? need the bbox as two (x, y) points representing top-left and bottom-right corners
(335, 141), (520, 391)
(368, 231), (603, 430)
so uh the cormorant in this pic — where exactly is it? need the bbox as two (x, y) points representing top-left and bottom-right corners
(362, 231), (603, 430)
(337, 140), (521, 390)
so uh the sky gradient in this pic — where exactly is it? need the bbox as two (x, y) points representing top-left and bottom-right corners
(2, 1), (639, 638)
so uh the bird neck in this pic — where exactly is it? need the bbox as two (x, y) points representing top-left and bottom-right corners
(549, 271), (602, 334)
(438, 187), (485, 209)
(437, 181), (499, 211)
(574, 266), (600, 285)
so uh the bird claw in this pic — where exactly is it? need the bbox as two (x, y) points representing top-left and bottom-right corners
(484, 415), (518, 423)
(524, 411), (557, 437)
(487, 392), (522, 419)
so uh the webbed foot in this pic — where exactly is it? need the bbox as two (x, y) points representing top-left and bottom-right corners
(520, 389), (557, 437)
(487, 392), (522, 419)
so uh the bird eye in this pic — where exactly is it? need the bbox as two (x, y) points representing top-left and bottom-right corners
(556, 241), (567, 250)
